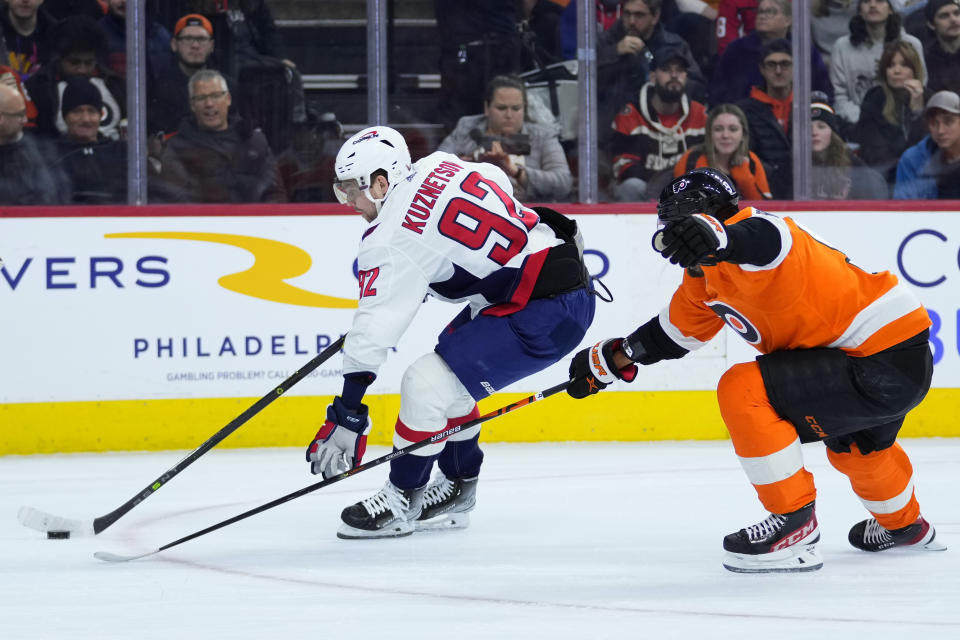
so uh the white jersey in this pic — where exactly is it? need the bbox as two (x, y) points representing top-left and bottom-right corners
(343, 151), (563, 375)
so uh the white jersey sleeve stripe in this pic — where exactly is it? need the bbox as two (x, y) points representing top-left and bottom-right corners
(659, 306), (709, 351)
(826, 285), (923, 351)
(737, 437), (804, 486)
(857, 476), (915, 515)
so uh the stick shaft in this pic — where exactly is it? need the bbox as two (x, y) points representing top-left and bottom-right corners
(141, 380), (570, 556)
(90, 335), (346, 534)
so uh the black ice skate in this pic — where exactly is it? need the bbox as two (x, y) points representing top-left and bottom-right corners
(415, 473), (478, 532)
(848, 515), (947, 552)
(337, 480), (425, 540)
(722, 502), (822, 573)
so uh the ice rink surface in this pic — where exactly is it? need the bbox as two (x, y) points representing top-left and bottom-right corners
(1, 439), (958, 640)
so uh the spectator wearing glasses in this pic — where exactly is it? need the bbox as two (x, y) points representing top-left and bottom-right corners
(150, 68), (285, 203)
(829, 0), (926, 131)
(737, 38), (794, 198)
(0, 83), (64, 204)
(147, 13), (237, 137)
(711, 0), (832, 106)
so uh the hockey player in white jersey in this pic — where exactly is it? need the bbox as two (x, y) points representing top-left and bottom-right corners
(306, 126), (596, 539)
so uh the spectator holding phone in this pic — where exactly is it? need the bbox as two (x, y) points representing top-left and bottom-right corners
(437, 74), (572, 202)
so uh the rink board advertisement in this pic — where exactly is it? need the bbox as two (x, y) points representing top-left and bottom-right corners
(2, 207), (960, 452)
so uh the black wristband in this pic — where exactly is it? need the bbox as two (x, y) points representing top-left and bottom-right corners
(623, 317), (689, 365)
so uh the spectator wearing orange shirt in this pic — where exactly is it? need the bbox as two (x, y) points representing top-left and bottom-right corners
(673, 103), (772, 200)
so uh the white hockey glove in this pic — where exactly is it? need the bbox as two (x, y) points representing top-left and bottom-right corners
(305, 397), (372, 479)
(567, 339), (638, 399)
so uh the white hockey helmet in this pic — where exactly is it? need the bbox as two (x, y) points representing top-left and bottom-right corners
(333, 126), (413, 211)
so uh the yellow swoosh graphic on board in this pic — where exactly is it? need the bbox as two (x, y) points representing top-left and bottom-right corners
(106, 231), (357, 308)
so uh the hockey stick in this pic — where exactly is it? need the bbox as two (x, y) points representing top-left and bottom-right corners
(18, 334), (347, 539)
(94, 379), (571, 562)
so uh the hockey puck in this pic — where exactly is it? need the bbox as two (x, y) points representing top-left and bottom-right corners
(47, 530), (71, 539)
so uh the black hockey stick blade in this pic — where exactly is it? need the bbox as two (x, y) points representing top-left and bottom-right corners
(20, 334), (346, 539)
(94, 380), (570, 562)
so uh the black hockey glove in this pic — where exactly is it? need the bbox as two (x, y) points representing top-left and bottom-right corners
(654, 214), (729, 268)
(567, 339), (638, 399)
(306, 397), (371, 479)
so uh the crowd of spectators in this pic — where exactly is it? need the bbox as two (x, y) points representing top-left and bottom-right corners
(2, 0), (960, 205)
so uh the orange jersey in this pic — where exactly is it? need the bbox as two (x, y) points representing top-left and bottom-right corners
(660, 207), (931, 357)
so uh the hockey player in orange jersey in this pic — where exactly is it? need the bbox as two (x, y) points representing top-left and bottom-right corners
(567, 167), (946, 573)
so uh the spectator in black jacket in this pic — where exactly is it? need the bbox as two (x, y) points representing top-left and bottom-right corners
(0, 83), (64, 204)
(854, 40), (929, 189)
(150, 68), (285, 203)
(52, 76), (127, 204)
(24, 15), (125, 140)
(923, 0), (960, 93)
(597, 0), (706, 142)
(737, 38), (794, 199)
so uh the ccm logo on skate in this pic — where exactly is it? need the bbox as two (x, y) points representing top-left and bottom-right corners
(771, 518), (818, 551)
(107, 232), (357, 309)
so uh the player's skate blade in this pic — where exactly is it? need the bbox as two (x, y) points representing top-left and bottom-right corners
(336, 521), (414, 540)
(723, 543), (823, 573)
(336, 480), (424, 540)
(848, 516), (947, 552)
(415, 512), (470, 532)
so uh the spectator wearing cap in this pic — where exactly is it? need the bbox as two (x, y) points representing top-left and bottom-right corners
(147, 13), (237, 136)
(150, 68), (285, 203)
(810, 98), (889, 199)
(597, 0), (706, 144)
(23, 15), (125, 140)
(894, 90), (960, 198)
(923, 0), (960, 93)
(672, 102), (772, 200)
(736, 37), (797, 198)
(0, 83), (64, 204)
(829, 0), (927, 130)
(853, 40), (929, 188)
(609, 44), (707, 201)
(710, 0), (833, 106)
(1, 0), (58, 82)
(51, 75), (127, 204)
